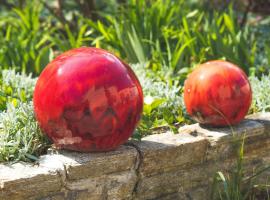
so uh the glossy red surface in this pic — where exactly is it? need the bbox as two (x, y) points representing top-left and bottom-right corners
(33, 47), (143, 151)
(184, 60), (252, 127)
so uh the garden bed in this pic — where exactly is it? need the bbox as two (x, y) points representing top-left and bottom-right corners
(1, 113), (270, 200)
(1, 1), (270, 199)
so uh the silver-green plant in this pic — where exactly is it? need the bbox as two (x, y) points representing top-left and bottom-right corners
(249, 74), (270, 113)
(0, 102), (50, 162)
(0, 70), (37, 111)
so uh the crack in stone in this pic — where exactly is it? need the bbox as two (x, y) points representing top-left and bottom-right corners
(57, 164), (90, 199)
(101, 185), (109, 200)
(61, 164), (69, 190)
(124, 141), (143, 199)
(55, 163), (74, 199)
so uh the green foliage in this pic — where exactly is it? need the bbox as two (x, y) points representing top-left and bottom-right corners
(86, 0), (185, 62)
(0, 0), (270, 78)
(1, 62), (270, 162)
(49, 23), (93, 52)
(249, 74), (270, 113)
(250, 17), (270, 76)
(0, 70), (50, 162)
(0, 1), (270, 168)
(0, 1), (54, 75)
(211, 138), (246, 200)
(0, 70), (36, 111)
(0, 101), (50, 162)
(131, 64), (191, 139)
(211, 138), (270, 200)
(87, 1), (257, 76)
(183, 7), (254, 74)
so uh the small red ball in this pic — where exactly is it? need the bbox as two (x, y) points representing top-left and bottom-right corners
(33, 47), (143, 151)
(184, 60), (252, 127)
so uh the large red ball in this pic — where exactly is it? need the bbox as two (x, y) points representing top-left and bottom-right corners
(184, 60), (252, 127)
(33, 47), (143, 152)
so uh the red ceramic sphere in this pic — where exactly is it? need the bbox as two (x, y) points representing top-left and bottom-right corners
(184, 60), (252, 127)
(33, 47), (143, 152)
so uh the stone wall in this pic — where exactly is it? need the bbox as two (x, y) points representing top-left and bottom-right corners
(1, 113), (270, 200)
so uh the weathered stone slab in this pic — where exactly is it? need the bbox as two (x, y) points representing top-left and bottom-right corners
(135, 165), (211, 200)
(152, 189), (208, 200)
(151, 192), (187, 200)
(65, 170), (137, 200)
(242, 151), (270, 185)
(179, 120), (265, 161)
(130, 131), (208, 177)
(183, 186), (209, 200)
(179, 120), (265, 145)
(41, 190), (102, 200)
(135, 153), (270, 200)
(1, 114), (270, 200)
(60, 145), (138, 180)
(0, 145), (138, 200)
(41, 192), (66, 200)
(243, 134), (270, 155)
(0, 162), (63, 200)
(75, 190), (102, 200)
(248, 112), (270, 134)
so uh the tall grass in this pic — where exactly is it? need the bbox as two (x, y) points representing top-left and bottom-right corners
(211, 136), (270, 200)
(87, 1), (256, 76)
(49, 23), (93, 52)
(0, 1), (93, 75)
(0, 0), (268, 77)
(0, 1), (54, 75)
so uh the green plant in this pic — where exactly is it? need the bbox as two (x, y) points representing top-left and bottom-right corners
(0, 101), (50, 162)
(131, 63), (190, 139)
(0, 70), (37, 111)
(0, 0), (268, 78)
(211, 137), (246, 200)
(86, 0), (189, 66)
(250, 18), (270, 76)
(182, 6), (255, 74)
(0, 69), (50, 162)
(211, 137), (270, 200)
(1, 57), (270, 162)
(249, 74), (270, 113)
(49, 23), (93, 52)
(87, 1), (257, 77)
(0, 1), (54, 75)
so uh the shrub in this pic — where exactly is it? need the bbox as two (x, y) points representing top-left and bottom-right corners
(131, 63), (190, 139)
(0, 1), (54, 75)
(0, 70), (36, 111)
(0, 101), (50, 162)
(249, 74), (270, 113)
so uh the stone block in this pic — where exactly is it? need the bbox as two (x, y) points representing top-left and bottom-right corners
(131, 131), (208, 177)
(135, 166), (210, 200)
(0, 162), (62, 200)
(179, 120), (264, 145)
(41, 192), (66, 200)
(184, 186), (209, 200)
(152, 192), (186, 200)
(248, 112), (270, 134)
(75, 190), (101, 200)
(61, 145), (138, 180)
(65, 170), (137, 200)
(179, 120), (265, 161)
(1, 114), (270, 200)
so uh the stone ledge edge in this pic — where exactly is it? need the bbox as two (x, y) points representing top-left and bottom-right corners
(0, 112), (270, 200)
